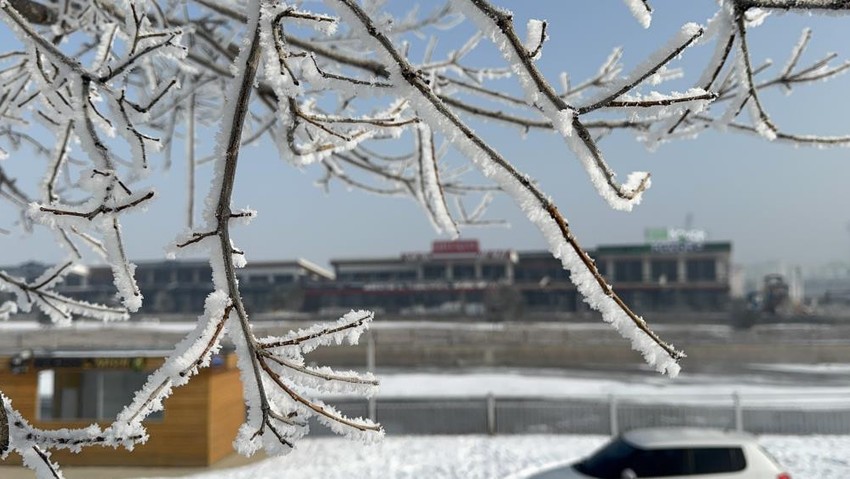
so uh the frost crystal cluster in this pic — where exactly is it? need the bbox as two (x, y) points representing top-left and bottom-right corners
(0, 0), (849, 477)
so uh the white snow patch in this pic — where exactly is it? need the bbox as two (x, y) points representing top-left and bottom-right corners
(142, 434), (850, 479)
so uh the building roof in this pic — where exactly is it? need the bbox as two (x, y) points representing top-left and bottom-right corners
(595, 241), (732, 256)
(78, 258), (335, 280)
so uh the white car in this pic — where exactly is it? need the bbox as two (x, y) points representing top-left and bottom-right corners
(528, 427), (790, 479)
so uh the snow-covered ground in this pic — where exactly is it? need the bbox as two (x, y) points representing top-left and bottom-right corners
(153, 369), (850, 478)
(5, 318), (846, 477)
(145, 434), (850, 479)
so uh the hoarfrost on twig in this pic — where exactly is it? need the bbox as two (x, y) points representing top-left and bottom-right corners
(1, 0), (849, 476)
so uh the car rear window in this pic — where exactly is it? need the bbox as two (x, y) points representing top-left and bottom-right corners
(691, 447), (747, 474)
(574, 440), (747, 478)
(574, 437), (639, 478)
(630, 448), (690, 477)
(574, 440), (689, 478)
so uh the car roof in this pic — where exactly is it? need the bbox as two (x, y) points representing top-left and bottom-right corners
(621, 427), (757, 448)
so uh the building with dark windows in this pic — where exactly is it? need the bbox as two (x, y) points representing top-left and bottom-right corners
(1, 259), (333, 316)
(303, 239), (732, 317)
(1, 237), (732, 320)
(303, 240), (518, 316)
(516, 241), (732, 314)
(543, 241), (731, 313)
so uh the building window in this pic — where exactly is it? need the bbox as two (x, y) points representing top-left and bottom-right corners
(396, 270), (417, 281)
(651, 260), (678, 283)
(614, 260), (643, 283)
(374, 272), (393, 282)
(136, 270), (154, 286)
(515, 258), (562, 282)
(273, 274), (294, 284)
(38, 369), (162, 421)
(89, 270), (114, 286)
(177, 269), (196, 283)
(596, 260), (608, 278)
(687, 259), (716, 282)
(422, 265), (446, 280)
(452, 264), (476, 280)
(481, 264), (506, 281)
(153, 269), (172, 284)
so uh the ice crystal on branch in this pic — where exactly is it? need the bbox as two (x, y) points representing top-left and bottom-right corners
(1, 0), (849, 476)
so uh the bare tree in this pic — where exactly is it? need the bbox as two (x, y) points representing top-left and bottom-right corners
(0, 0), (848, 476)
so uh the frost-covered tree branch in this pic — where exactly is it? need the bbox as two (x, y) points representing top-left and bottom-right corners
(1, 0), (849, 476)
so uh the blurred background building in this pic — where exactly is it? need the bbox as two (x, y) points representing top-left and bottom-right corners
(1, 234), (737, 321)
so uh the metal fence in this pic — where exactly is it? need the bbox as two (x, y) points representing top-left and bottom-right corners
(310, 393), (850, 436)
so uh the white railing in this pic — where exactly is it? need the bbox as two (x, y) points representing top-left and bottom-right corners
(316, 392), (850, 436)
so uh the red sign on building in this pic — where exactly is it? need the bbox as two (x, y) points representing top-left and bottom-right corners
(431, 239), (480, 255)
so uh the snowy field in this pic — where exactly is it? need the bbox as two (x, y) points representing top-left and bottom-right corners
(155, 368), (850, 478)
(145, 434), (850, 479)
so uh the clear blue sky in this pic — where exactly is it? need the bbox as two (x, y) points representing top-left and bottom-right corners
(1, 1), (849, 270)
